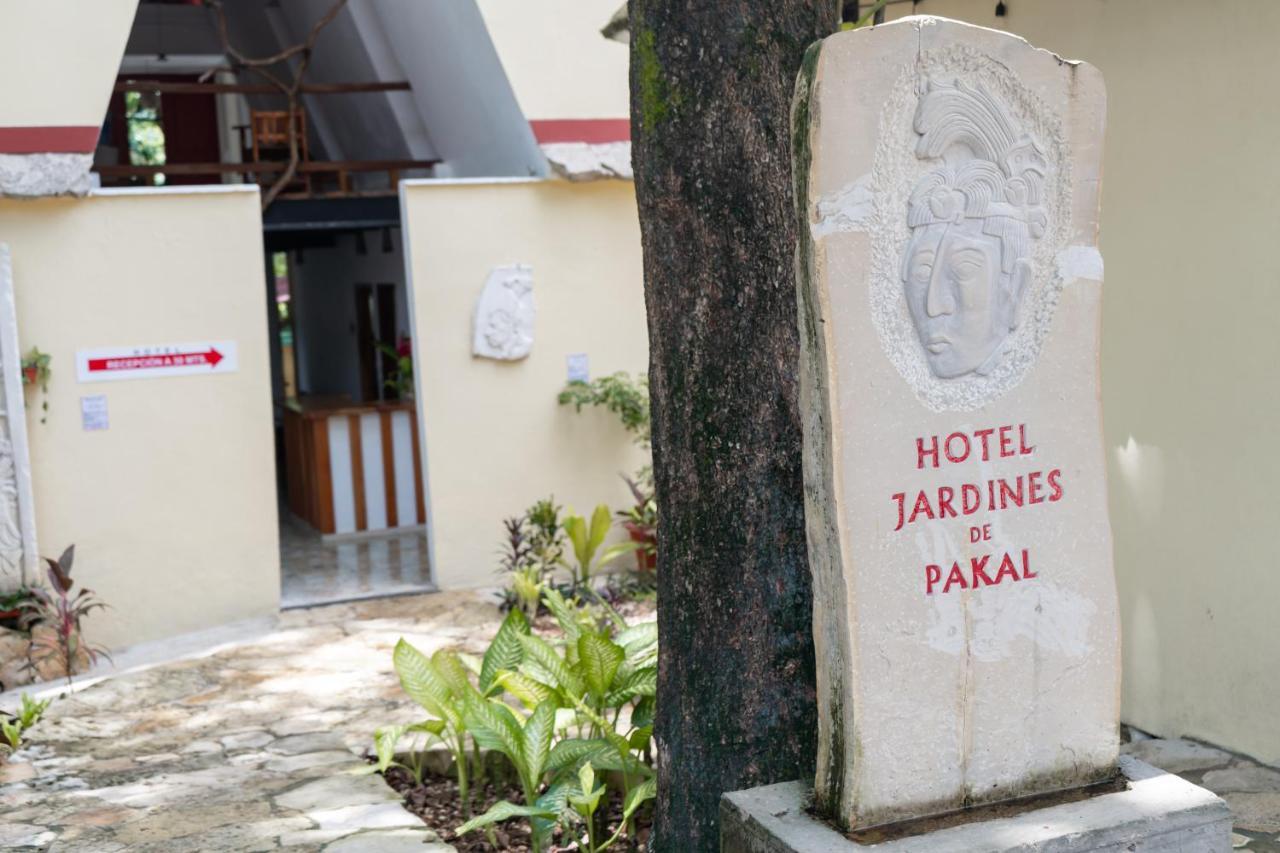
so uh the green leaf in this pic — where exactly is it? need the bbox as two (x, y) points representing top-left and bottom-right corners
(495, 670), (555, 709)
(371, 725), (406, 773)
(481, 608), (529, 695)
(615, 621), (657, 653)
(518, 633), (583, 699)
(628, 726), (652, 753)
(597, 540), (640, 569)
(533, 773), (579, 840)
(522, 700), (556, 783)
(606, 665), (657, 706)
(632, 695), (655, 729)
(432, 649), (476, 701)
(578, 632), (625, 701)
(569, 761), (606, 818)
(588, 504), (612, 556)
(564, 512), (589, 570)
(624, 777), (657, 817)
(394, 639), (460, 727)
(455, 800), (557, 836)
(541, 587), (582, 645)
(546, 737), (613, 772)
(462, 695), (525, 770)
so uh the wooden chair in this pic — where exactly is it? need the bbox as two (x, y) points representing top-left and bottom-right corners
(250, 109), (311, 194)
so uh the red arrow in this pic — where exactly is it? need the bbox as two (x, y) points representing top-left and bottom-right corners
(87, 347), (223, 373)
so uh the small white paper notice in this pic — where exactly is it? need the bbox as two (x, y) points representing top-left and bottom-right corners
(80, 395), (109, 431)
(566, 353), (589, 383)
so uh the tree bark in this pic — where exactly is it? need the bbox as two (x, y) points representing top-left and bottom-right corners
(628, 2), (838, 849)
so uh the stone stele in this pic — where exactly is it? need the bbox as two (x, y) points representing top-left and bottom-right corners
(795, 16), (1120, 829)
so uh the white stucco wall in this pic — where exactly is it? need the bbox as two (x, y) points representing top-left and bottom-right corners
(0, 0), (137, 129)
(883, 0), (1280, 765)
(475, 0), (628, 120)
(0, 187), (279, 651)
(401, 178), (648, 590)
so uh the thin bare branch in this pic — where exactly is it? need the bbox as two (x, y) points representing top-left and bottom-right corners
(201, 0), (351, 209)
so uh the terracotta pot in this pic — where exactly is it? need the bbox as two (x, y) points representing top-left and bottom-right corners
(627, 527), (657, 572)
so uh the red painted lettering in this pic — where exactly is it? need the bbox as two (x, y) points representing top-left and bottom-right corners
(1048, 468), (1063, 501)
(1027, 470), (1044, 504)
(994, 553), (1020, 583)
(999, 425), (1016, 458)
(942, 562), (968, 593)
(998, 476), (1024, 509)
(892, 493), (906, 531)
(961, 484), (981, 514)
(974, 427), (995, 461)
(937, 486), (957, 518)
(925, 564), (942, 594)
(944, 432), (971, 463)
(1019, 424), (1035, 455)
(908, 491), (935, 523)
(970, 555), (995, 587)
(1021, 549), (1036, 579)
(917, 436), (940, 469)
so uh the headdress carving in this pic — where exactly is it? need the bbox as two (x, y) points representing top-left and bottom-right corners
(906, 79), (1047, 274)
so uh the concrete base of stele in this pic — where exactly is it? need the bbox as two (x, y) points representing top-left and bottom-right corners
(721, 756), (1232, 852)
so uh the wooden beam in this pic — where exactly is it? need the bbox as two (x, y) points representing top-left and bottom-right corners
(113, 80), (412, 96)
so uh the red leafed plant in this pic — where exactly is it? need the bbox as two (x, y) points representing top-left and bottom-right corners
(21, 546), (110, 684)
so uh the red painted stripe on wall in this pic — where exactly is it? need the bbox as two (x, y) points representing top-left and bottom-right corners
(0, 126), (100, 154)
(530, 119), (631, 145)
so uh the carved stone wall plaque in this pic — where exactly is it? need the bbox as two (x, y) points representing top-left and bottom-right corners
(472, 264), (534, 361)
(0, 245), (40, 592)
(794, 17), (1115, 829)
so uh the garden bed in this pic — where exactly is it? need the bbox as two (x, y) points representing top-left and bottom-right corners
(383, 764), (652, 852)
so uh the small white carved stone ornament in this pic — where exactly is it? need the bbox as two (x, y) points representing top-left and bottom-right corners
(472, 264), (535, 361)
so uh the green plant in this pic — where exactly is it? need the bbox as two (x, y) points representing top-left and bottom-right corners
(20, 347), (51, 424)
(1, 693), (52, 760)
(563, 505), (637, 593)
(453, 587), (657, 849)
(21, 546), (110, 684)
(382, 589), (658, 850)
(377, 336), (413, 400)
(498, 498), (569, 619)
(558, 372), (650, 449)
(618, 476), (657, 572)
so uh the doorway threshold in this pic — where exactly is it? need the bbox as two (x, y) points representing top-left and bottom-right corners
(279, 513), (434, 609)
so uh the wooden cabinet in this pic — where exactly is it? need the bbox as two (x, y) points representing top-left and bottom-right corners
(283, 400), (425, 536)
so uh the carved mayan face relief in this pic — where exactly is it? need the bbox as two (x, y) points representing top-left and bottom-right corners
(902, 79), (1046, 380)
(868, 48), (1070, 411)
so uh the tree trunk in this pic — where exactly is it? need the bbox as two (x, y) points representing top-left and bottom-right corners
(628, 2), (838, 849)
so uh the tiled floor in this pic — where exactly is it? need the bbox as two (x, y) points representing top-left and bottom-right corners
(279, 514), (436, 609)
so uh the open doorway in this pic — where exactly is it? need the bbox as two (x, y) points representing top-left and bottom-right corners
(266, 223), (433, 609)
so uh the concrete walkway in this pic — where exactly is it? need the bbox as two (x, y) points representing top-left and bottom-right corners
(0, 590), (504, 852)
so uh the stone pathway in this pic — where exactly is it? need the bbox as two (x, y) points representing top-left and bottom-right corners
(1, 589), (1277, 851)
(1121, 735), (1280, 851)
(0, 590), (506, 852)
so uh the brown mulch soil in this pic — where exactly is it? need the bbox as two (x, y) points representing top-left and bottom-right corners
(383, 766), (652, 852)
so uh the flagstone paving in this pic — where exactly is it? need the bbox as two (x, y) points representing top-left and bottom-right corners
(0, 590), (506, 852)
(0, 589), (1277, 851)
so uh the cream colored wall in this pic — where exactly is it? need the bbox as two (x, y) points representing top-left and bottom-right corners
(883, 1), (1280, 764)
(475, 0), (628, 119)
(0, 0), (138, 127)
(0, 187), (279, 650)
(401, 179), (648, 590)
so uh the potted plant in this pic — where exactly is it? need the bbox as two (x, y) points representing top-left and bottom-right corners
(20, 347), (51, 424)
(619, 476), (657, 572)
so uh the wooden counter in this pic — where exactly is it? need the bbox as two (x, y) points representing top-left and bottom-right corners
(283, 399), (425, 536)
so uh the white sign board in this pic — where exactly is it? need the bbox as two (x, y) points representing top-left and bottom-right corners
(76, 341), (238, 383)
(80, 395), (109, 431)
(566, 352), (589, 383)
